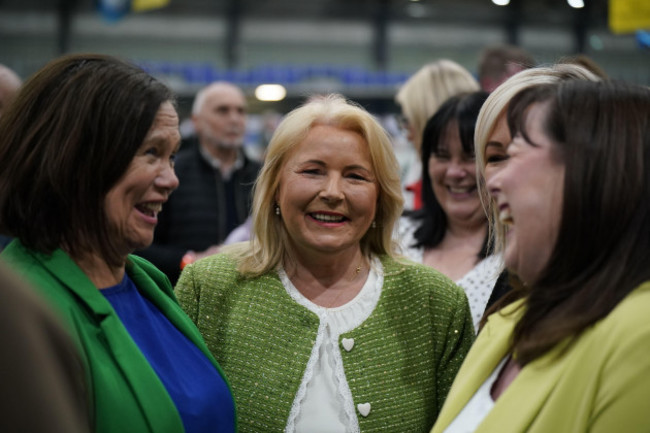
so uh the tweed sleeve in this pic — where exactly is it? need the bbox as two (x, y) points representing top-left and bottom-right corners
(175, 263), (200, 324)
(434, 282), (474, 414)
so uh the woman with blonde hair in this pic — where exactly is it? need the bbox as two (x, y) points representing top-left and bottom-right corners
(396, 59), (479, 209)
(474, 64), (600, 258)
(177, 94), (474, 433)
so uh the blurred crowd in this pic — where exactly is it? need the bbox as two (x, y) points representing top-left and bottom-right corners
(0, 42), (648, 433)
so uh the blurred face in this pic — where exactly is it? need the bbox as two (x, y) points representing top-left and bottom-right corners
(483, 111), (511, 179)
(483, 111), (512, 249)
(405, 120), (420, 152)
(399, 112), (421, 153)
(193, 84), (246, 151)
(275, 124), (378, 259)
(428, 120), (484, 227)
(486, 102), (565, 284)
(105, 101), (180, 255)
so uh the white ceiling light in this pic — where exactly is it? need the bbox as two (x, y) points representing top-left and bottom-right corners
(255, 84), (287, 102)
(567, 0), (584, 8)
(492, 0), (510, 5)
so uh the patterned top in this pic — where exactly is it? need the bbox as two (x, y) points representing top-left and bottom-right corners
(396, 216), (502, 332)
(176, 253), (474, 433)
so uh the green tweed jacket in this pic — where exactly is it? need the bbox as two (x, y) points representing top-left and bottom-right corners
(176, 253), (474, 433)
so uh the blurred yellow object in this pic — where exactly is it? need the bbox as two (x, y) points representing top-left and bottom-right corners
(133, 0), (170, 12)
(609, 0), (650, 34)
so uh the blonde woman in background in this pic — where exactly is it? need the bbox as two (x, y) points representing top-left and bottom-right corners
(395, 59), (479, 210)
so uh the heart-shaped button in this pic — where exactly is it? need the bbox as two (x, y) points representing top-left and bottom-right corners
(357, 402), (371, 417)
(342, 338), (354, 352)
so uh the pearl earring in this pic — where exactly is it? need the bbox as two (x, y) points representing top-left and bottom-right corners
(275, 205), (280, 216)
(371, 221), (376, 228)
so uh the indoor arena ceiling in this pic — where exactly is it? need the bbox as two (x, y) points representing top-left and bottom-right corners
(0, 0), (610, 29)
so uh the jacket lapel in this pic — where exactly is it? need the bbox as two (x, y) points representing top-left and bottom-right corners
(478, 339), (571, 432)
(33, 248), (114, 317)
(433, 295), (572, 433)
(127, 255), (236, 411)
(26, 247), (184, 433)
(433, 306), (516, 431)
(126, 256), (224, 369)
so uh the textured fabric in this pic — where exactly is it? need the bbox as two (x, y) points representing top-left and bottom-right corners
(454, 255), (502, 331)
(396, 215), (504, 331)
(1, 240), (236, 433)
(431, 281), (650, 433)
(176, 253), (474, 433)
(102, 274), (235, 433)
(137, 141), (261, 283)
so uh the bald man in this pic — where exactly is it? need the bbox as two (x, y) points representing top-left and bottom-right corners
(137, 82), (261, 283)
(0, 64), (22, 117)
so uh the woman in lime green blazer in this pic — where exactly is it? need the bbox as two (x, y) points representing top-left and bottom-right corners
(0, 54), (235, 433)
(432, 80), (650, 432)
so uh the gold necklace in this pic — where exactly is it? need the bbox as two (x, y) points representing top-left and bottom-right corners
(288, 258), (368, 308)
(319, 259), (367, 308)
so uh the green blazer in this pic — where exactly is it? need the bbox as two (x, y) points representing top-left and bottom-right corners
(1, 240), (236, 433)
(431, 281), (650, 433)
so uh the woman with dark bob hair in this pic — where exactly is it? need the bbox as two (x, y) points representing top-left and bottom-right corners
(398, 91), (510, 332)
(0, 54), (235, 433)
(432, 80), (650, 432)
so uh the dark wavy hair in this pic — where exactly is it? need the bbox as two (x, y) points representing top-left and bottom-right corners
(409, 90), (490, 259)
(0, 53), (175, 266)
(504, 80), (650, 365)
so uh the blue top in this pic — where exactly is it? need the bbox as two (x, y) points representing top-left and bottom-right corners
(102, 274), (235, 433)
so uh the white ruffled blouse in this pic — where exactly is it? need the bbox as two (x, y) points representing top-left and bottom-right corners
(278, 257), (383, 433)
